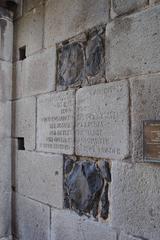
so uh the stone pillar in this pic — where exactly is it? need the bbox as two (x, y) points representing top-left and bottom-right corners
(0, 3), (13, 239)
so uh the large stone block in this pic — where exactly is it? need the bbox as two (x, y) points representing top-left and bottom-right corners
(13, 194), (50, 240)
(44, 0), (110, 47)
(37, 90), (75, 154)
(15, 151), (63, 208)
(76, 81), (129, 159)
(130, 75), (160, 162)
(51, 209), (117, 240)
(0, 61), (12, 101)
(111, 0), (149, 17)
(0, 101), (11, 139)
(13, 48), (56, 98)
(106, 6), (160, 80)
(0, 192), (11, 238)
(0, 17), (13, 62)
(12, 97), (36, 150)
(23, 48), (56, 97)
(0, 138), (11, 193)
(111, 161), (160, 240)
(13, 5), (43, 60)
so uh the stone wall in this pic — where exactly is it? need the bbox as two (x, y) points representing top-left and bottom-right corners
(0, 6), (13, 240)
(12, 0), (160, 240)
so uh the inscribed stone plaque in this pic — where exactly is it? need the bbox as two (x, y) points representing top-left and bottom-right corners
(37, 90), (75, 154)
(76, 81), (129, 159)
(143, 121), (160, 163)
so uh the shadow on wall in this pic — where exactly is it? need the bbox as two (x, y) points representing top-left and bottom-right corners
(11, 117), (18, 239)
(0, 1), (17, 12)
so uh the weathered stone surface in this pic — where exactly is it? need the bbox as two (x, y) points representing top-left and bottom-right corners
(13, 5), (43, 60)
(0, 237), (12, 240)
(101, 183), (110, 220)
(106, 6), (160, 80)
(12, 97), (36, 150)
(0, 192), (11, 238)
(37, 90), (75, 154)
(64, 156), (75, 175)
(13, 48), (56, 98)
(0, 8), (12, 239)
(64, 157), (111, 220)
(0, 101), (11, 139)
(0, 61), (12, 101)
(0, 17), (13, 62)
(13, 194), (50, 240)
(119, 232), (142, 240)
(15, 151), (63, 208)
(57, 42), (84, 87)
(24, 48), (56, 96)
(14, 0), (23, 19)
(0, 236), (12, 240)
(0, 138), (11, 193)
(12, 61), (23, 99)
(0, 7), (12, 18)
(98, 160), (111, 182)
(51, 209), (117, 240)
(76, 81), (129, 159)
(111, 161), (160, 240)
(111, 0), (149, 17)
(11, 139), (17, 191)
(57, 25), (105, 89)
(44, 0), (110, 47)
(65, 160), (102, 217)
(130, 75), (160, 162)
(23, 0), (43, 14)
(86, 26), (105, 78)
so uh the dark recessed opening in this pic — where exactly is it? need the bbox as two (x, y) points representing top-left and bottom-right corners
(19, 46), (26, 60)
(17, 138), (25, 150)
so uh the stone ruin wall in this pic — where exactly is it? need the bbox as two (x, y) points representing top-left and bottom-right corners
(0, 0), (160, 239)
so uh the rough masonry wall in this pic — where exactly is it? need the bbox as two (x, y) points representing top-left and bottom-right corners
(12, 0), (160, 240)
(0, 7), (13, 240)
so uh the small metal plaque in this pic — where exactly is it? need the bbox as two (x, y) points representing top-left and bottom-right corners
(143, 121), (160, 163)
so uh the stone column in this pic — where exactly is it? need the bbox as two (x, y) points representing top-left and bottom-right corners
(0, 3), (13, 239)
